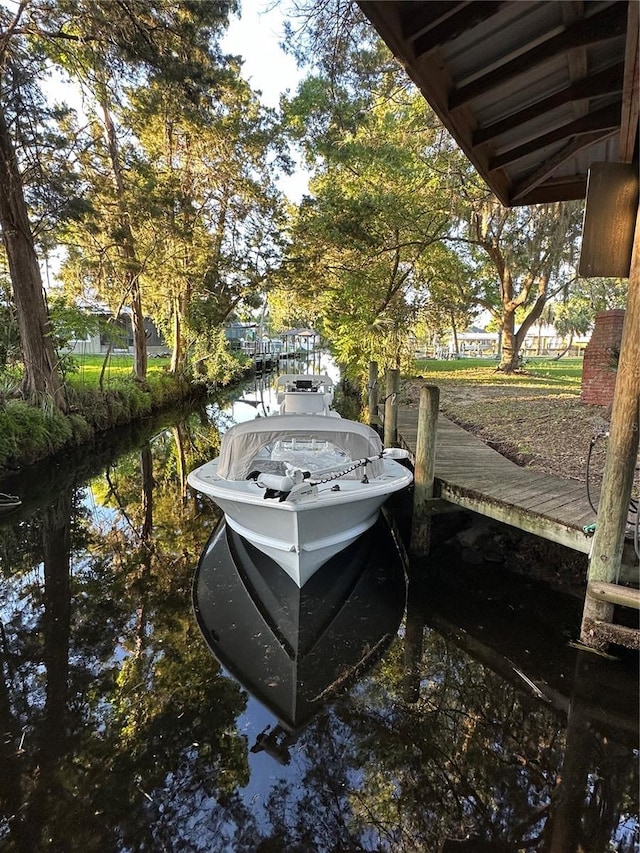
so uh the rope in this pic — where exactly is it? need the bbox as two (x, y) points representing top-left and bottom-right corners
(585, 431), (606, 514)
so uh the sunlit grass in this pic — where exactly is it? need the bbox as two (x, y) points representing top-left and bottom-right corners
(64, 354), (172, 388)
(412, 356), (583, 393)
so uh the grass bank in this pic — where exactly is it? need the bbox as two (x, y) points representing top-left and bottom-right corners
(0, 353), (249, 476)
(412, 356), (583, 392)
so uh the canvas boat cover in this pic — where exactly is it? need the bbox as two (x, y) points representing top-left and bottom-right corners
(216, 414), (384, 481)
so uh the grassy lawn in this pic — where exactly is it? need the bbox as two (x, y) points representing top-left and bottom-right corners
(65, 353), (172, 388)
(412, 356), (583, 394)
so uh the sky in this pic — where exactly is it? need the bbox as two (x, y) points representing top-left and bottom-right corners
(222, 2), (302, 109)
(222, 2), (310, 200)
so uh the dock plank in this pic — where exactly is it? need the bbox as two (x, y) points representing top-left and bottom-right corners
(397, 408), (597, 554)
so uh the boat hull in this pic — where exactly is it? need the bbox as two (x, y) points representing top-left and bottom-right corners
(188, 459), (412, 586)
(192, 517), (407, 735)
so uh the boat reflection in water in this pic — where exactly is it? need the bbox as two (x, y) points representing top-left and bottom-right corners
(193, 516), (407, 763)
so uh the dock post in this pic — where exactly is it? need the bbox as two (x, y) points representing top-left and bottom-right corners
(410, 384), (440, 556)
(581, 204), (640, 649)
(383, 368), (399, 447)
(368, 361), (379, 427)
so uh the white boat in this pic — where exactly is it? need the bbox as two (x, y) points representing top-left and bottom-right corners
(275, 373), (337, 415)
(187, 413), (413, 586)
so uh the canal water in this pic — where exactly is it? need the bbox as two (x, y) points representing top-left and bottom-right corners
(0, 362), (638, 852)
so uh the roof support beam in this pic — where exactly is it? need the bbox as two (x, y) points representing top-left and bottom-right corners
(473, 63), (624, 146)
(412, 1), (506, 57)
(400, 2), (469, 42)
(449, 4), (628, 109)
(516, 178), (588, 206)
(489, 102), (622, 170)
(511, 131), (617, 203)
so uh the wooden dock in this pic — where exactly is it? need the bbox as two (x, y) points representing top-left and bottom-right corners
(393, 401), (639, 649)
(396, 406), (597, 555)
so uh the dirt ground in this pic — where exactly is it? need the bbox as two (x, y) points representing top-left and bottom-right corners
(400, 377), (612, 485)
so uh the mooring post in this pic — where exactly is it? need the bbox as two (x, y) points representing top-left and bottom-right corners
(581, 204), (640, 649)
(383, 368), (400, 447)
(410, 384), (440, 556)
(368, 360), (379, 427)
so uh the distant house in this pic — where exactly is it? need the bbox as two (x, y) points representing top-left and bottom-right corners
(65, 307), (169, 357)
(430, 325), (592, 359)
(224, 322), (258, 351)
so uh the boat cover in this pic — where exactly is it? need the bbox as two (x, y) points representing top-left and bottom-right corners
(217, 414), (384, 481)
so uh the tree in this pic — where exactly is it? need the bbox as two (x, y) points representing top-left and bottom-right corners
(553, 295), (593, 359)
(0, 7), (68, 408)
(577, 276), (628, 311)
(278, 65), (461, 377)
(122, 73), (289, 376)
(453, 166), (584, 372)
(44, 0), (239, 381)
(535, 301), (556, 355)
(1, 0), (239, 396)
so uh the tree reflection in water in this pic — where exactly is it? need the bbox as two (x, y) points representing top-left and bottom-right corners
(0, 388), (637, 852)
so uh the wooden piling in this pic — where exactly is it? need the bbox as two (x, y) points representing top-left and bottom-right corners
(410, 384), (440, 556)
(402, 591), (424, 702)
(581, 204), (640, 649)
(383, 368), (400, 447)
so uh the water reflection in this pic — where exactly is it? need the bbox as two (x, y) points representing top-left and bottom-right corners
(193, 517), (406, 763)
(0, 370), (637, 852)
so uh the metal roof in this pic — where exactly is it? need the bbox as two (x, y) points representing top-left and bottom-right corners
(357, 0), (639, 206)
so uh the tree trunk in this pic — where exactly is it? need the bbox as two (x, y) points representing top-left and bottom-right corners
(129, 274), (147, 380)
(0, 105), (67, 410)
(498, 284), (549, 372)
(101, 97), (147, 380)
(170, 279), (190, 375)
(554, 331), (574, 360)
(536, 318), (543, 354)
(450, 311), (459, 356)
(498, 312), (519, 371)
(170, 295), (181, 374)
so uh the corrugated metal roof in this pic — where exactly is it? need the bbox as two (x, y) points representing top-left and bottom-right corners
(358, 0), (638, 206)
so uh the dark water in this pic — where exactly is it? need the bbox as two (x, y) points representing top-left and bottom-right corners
(0, 368), (638, 852)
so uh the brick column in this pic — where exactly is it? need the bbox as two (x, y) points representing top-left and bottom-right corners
(580, 309), (625, 405)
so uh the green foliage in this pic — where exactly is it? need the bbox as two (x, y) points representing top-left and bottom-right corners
(0, 367), (207, 474)
(0, 366), (21, 403)
(278, 70), (463, 378)
(554, 296), (593, 338)
(48, 295), (101, 348)
(0, 280), (20, 369)
(52, 8), (286, 377)
(578, 277), (628, 310)
(189, 327), (249, 386)
(0, 400), (73, 468)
